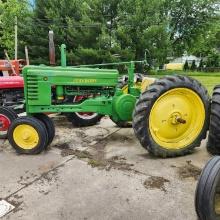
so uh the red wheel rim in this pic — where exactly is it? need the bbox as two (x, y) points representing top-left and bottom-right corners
(0, 114), (11, 131)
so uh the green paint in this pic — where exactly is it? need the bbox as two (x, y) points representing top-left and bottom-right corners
(61, 44), (67, 67)
(22, 45), (147, 123)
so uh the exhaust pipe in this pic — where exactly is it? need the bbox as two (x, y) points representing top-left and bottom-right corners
(49, 30), (56, 65)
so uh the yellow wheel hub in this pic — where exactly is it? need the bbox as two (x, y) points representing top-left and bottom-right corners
(149, 88), (205, 150)
(13, 124), (39, 149)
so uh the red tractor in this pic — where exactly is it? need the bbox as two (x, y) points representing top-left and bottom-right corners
(0, 59), (25, 111)
(0, 59), (26, 76)
(0, 59), (26, 138)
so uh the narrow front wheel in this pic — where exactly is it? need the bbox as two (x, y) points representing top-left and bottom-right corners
(8, 116), (48, 154)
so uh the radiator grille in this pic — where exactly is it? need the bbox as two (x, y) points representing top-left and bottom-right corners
(27, 76), (38, 100)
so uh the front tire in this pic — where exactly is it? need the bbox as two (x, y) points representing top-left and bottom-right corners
(195, 156), (220, 220)
(133, 75), (210, 158)
(8, 116), (48, 154)
(33, 114), (55, 146)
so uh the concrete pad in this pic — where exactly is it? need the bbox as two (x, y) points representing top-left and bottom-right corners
(0, 117), (212, 220)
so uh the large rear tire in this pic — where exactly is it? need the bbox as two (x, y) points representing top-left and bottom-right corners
(207, 85), (220, 155)
(67, 112), (102, 127)
(8, 116), (48, 154)
(133, 75), (210, 158)
(0, 107), (18, 139)
(195, 156), (220, 220)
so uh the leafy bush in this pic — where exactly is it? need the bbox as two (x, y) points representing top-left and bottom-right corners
(191, 60), (196, 71)
(184, 60), (189, 71)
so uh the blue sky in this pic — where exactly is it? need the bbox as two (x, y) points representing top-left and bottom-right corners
(29, 0), (35, 5)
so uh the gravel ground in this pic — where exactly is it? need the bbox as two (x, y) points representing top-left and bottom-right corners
(0, 115), (211, 220)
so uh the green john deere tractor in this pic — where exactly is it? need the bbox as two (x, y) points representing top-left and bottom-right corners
(5, 44), (210, 157)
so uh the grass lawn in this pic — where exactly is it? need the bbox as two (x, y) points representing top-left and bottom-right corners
(192, 76), (218, 94)
(151, 71), (220, 94)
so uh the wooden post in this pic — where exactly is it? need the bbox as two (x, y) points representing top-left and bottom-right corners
(15, 16), (18, 60)
(25, 46), (30, 65)
(49, 30), (56, 65)
(4, 50), (17, 76)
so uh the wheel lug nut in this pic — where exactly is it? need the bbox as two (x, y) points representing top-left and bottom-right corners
(176, 117), (186, 124)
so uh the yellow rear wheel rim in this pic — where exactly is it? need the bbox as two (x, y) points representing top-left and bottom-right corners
(149, 88), (205, 150)
(13, 125), (39, 150)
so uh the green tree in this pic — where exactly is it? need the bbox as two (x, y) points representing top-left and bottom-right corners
(184, 60), (189, 71)
(206, 51), (220, 67)
(116, 0), (171, 68)
(198, 59), (204, 71)
(191, 60), (196, 71)
(166, 0), (219, 56)
(1, 0), (218, 68)
(0, 0), (30, 58)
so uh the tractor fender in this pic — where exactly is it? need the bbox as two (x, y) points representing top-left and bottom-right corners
(0, 76), (24, 89)
(141, 77), (156, 92)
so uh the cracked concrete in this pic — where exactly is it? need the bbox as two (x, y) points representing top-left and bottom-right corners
(0, 115), (211, 220)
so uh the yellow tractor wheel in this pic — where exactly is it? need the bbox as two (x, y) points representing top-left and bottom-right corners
(133, 75), (210, 158)
(8, 116), (48, 154)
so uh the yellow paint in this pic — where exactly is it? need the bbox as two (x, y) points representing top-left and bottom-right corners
(165, 63), (184, 70)
(13, 124), (39, 149)
(141, 77), (155, 92)
(121, 77), (155, 94)
(73, 79), (97, 83)
(149, 88), (205, 149)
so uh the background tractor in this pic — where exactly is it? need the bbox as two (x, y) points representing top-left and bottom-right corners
(0, 55), (26, 138)
(0, 59), (26, 76)
(4, 44), (210, 157)
(0, 57), (26, 112)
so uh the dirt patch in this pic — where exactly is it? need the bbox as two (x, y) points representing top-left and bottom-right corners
(177, 161), (201, 180)
(54, 128), (142, 174)
(87, 140), (135, 172)
(75, 130), (88, 139)
(59, 139), (135, 172)
(53, 142), (70, 150)
(39, 189), (51, 195)
(38, 167), (61, 186)
(7, 195), (23, 214)
(61, 149), (93, 159)
(88, 155), (134, 172)
(106, 133), (135, 143)
(143, 176), (170, 192)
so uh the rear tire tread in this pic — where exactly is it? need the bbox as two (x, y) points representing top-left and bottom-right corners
(133, 75), (210, 158)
